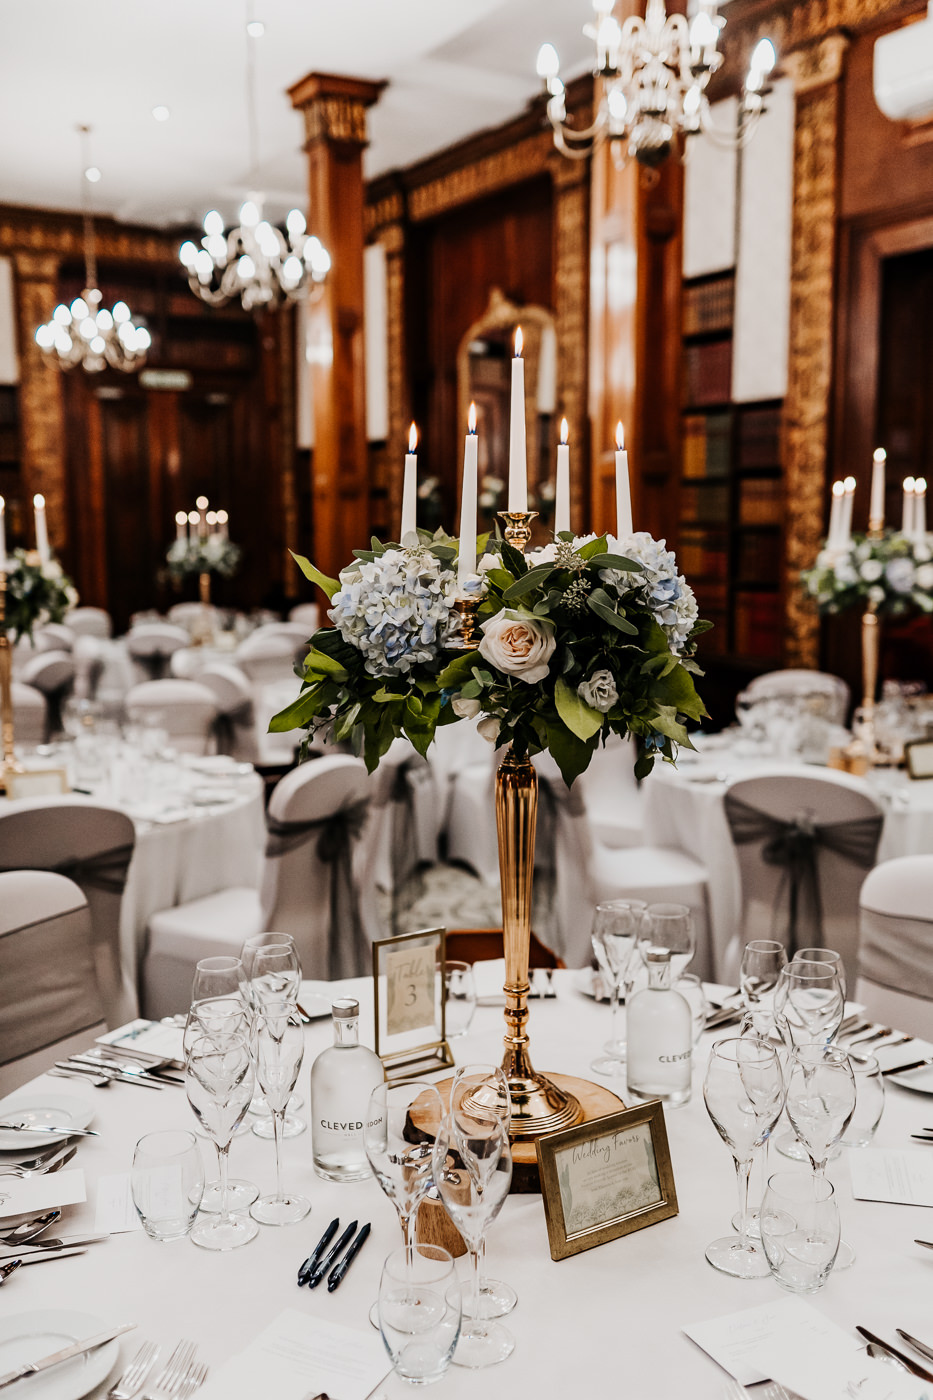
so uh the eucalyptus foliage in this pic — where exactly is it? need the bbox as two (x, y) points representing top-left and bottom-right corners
(4, 549), (78, 642)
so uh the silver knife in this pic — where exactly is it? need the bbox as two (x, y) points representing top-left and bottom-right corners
(0, 1121), (99, 1137)
(56, 1060), (164, 1091)
(0, 1321), (135, 1389)
(0, 1235), (108, 1259)
(1, 1246), (88, 1267)
(897, 1329), (933, 1365)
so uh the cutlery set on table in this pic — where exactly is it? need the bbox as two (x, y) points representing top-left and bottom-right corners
(0, 1331), (208, 1398)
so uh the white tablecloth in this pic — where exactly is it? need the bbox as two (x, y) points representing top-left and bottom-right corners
(5, 974), (933, 1399)
(642, 743), (933, 984)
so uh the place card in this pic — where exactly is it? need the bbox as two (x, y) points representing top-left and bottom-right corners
(849, 1149), (933, 1207)
(0, 1168), (86, 1220)
(95, 1173), (143, 1233)
(96, 1019), (185, 1067)
(372, 928), (453, 1080)
(5, 768), (69, 800)
(193, 1308), (391, 1400)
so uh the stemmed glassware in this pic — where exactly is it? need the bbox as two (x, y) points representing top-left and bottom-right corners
(432, 1100), (514, 1367)
(773, 959), (844, 1161)
(241, 934), (305, 1138)
(449, 1064), (516, 1319)
(703, 1036), (786, 1278)
(185, 984), (258, 1212)
(740, 940), (787, 1037)
(186, 1032), (257, 1250)
(190, 955), (249, 1013)
(249, 1004), (310, 1226)
(794, 947), (846, 1004)
(785, 1043), (856, 1268)
(637, 903), (695, 983)
(590, 900), (645, 1076)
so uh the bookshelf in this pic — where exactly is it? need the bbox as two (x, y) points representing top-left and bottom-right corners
(679, 271), (784, 676)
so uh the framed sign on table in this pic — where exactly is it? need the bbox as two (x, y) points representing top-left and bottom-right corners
(372, 927), (454, 1081)
(536, 1100), (678, 1261)
(5, 769), (69, 800)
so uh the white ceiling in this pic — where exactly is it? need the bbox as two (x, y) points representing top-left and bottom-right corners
(0, 0), (594, 229)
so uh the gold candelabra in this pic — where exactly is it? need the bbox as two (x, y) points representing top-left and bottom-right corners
(0, 570), (24, 793)
(499, 510), (537, 553)
(451, 596), (481, 650)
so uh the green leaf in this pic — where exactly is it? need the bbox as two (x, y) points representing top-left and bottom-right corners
(268, 686), (321, 733)
(650, 662), (708, 721)
(302, 648), (348, 681)
(459, 679), (482, 699)
(650, 704), (690, 747)
(436, 652), (478, 689)
(576, 535), (609, 560)
(544, 717), (596, 786)
(372, 687), (401, 703)
(482, 568), (513, 591)
(333, 702), (361, 742)
(586, 589), (638, 635)
(554, 675), (604, 742)
(290, 551), (339, 599)
(501, 564), (555, 601)
(585, 553), (641, 572)
(689, 618), (715, 638)
(500, 541), (527, 577)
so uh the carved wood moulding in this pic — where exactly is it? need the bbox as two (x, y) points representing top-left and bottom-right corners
(0, 205), (179, 267)
(406, 131), (555, 224)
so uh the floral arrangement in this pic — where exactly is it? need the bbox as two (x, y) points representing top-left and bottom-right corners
(3, 549), (78, 642)
(166, 533), (241, 582)
(801, 531), (933, 617)
(271, 528), (709, 785)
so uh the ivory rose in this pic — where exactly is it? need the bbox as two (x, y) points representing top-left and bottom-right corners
(478, 610), (556, 684)
(452, 695), (481, 719)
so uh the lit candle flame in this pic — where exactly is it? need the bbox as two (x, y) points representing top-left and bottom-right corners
(904, 476), (916, 494)
(206, 511), (217, 526)
(187, 510), (199, 524)
(33, 493), (45, 509)
(560, 417), (569, 445)
(175, 510), (187, 524)
(917, 477), (928, 496)
(514, 326), (523, 358)
(408, 422), (418, 453)
(844, 476), (856, 493)
(873, 447), (887, 464)
(615, 421), (625, 452)
(468, 401), (477, 434)
(216, 509), (228, 523)
(196, 495), (209, 510)
(831, 480), (845, 498)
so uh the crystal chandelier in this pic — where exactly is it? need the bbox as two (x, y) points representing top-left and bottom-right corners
(536, 0), (777, 167)
(179, 4), (330, 312)
(34, 127), (151, 372)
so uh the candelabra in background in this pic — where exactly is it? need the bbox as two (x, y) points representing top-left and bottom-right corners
(34, 127), (151, 372)
(536, 0), (776, 167)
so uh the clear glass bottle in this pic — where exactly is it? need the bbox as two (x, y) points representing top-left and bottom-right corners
(626, 949), (693, 1107)
(310, 998), (384, 1181)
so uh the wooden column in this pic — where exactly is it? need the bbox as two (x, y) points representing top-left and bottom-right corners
(783, 34), (848, 668)
(11, 251), (67, 554)
(367, 190), (409, 528)
(551, 157), (590, 528)
(289, 72), (385, 584)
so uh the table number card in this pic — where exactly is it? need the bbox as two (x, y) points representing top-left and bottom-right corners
(373, 927), (453, 1080)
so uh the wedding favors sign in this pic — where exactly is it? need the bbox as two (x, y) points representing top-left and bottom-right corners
(373, 927), (453, 1080)
(537, 1101), (678, 1261)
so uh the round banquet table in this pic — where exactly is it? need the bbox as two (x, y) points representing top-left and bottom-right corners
(641, 741), (933, 986)
(6, 973), (933, 1399)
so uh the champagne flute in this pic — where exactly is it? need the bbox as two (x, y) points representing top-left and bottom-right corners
(242, 934), (305, 1137)
(590, 900), (644, 1076)
(183, 996), (257, 1211)
(734, 938), (787, 1235)
(638, 903), (695, 983)
(449, 1064), (516, 1319)
(249, 1004), (310, 1226)
(773, 961), (844, 1161)
(703, 1036), (785, 1278)
(785, 1043), (856, 1268)
(186, 1032), (257, 1250)
(432, 1108), (514, 1367)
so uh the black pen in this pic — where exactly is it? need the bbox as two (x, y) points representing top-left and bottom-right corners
(298, 1218), (340, 1286)
(307, 1220), (357, 1290)
(327, 1222), (371, 1292)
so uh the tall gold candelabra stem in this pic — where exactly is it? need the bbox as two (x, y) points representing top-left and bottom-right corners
(0, 571), (23, 793)
(861, 598), (880, 714)
(498, 510), (538, 552)
(198, 571), (211, 607)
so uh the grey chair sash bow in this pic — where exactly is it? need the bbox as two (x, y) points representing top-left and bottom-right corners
(859, 907), (933, 1002)
(265, 799), (370, 979)
(0, 842), (134, 896)
(725, 792), (882, 956)
(213, 700), (253, 755)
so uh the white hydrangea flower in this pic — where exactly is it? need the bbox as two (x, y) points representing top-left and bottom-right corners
(885, 557), (915, 593)
(596, 530), (699, 654)
(916, 563), (933, 590)
(859, 559), (884, 582)
(329, 546), (458, 677)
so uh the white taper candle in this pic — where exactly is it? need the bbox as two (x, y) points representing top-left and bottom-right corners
(555, 418), (570, 535)
(33, 494), (50, 565)
(507, 327), (527, 511)
(870, 447), (886, 528)
(400, 422), (418, 542)
(615, 421), (633, 538)
(457, 403), (479, 592)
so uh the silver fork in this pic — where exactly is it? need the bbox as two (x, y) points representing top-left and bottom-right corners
(142, 1341), (197, 1400)
(108, 1340), (160, 1400)
(176, 1362), (208, 1398)
(0, 1144), (76, 1179)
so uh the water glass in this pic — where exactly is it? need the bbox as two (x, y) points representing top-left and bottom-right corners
(638, 904), (695, 983)
(378, 1244), (462, 1385)
(443, 962), (476, 1038)
(590, 899), (645, 1076)
(760, 1172), (840, 1293)
(131, 1130), (204, 1241)
(841, 1053), (885, 1147)
(191, 956), (248, 1008)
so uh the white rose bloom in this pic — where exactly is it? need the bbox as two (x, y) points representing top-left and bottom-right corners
(476, 552), (499, 575)
(859, 559), (884, 582)
(915, 563), (933, 590)
(477, 715), (500, 743)
(869, 585), (885, 604)
(452, 696), (481, 719)
(577, 669), (618, 713)
(915, 542), (932, 564)
(478, 610), (556, 684)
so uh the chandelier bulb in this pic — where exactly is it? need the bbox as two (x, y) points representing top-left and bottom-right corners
(536, 43), (561, 81)
(204, 210), (224, 237)
(750, 37), (776, 76)
(239, 200), (260, 229)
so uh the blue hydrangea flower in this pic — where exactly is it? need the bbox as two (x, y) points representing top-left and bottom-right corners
(329, 547), (459, 677)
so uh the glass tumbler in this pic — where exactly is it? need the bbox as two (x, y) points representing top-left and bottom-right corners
(378, 1244), (462, 1385)
(840, 1054), (885, 1148)
(443, 961), (476, 1039)
(760, 1171), (840, 1294)
(131, 1130), (204, 1242)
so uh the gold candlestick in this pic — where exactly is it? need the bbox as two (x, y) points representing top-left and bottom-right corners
(450, 596), (481, 650)
(198, 571), (211, 607)
(0, 571), (24, 793)
(498, 510), (537, 552)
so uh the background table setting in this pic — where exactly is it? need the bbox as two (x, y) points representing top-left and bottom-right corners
(4, 955), (933, 1400)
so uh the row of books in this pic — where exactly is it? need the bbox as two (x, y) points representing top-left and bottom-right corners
(683, 339), (732, 407)
(682, 274), (734, 337)
(733, 590), (783, 659)
(683, 412), (731, 479)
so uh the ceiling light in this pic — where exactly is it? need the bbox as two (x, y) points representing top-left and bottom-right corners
(152, 105), (170, 122)
(246, 19), (264, 36)
(84, 166), (101, 183)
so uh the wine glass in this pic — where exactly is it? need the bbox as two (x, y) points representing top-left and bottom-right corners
(378, 1244), (462, 1385)
(432, 1107), (514, 1367)
(638, 903), (695, 983)
(793, 947), (847, 1004)
(191, 956), (248, 1009)
(590, 900), (644, 1076)
(841, 1052), (885, 1147)
(183, 997), (257, 1211)
(249, 1004), (310, 1226)
(773, 961), (844, 1161)
(186, 1032), (258, 1250)
(703, 1036), (786, 1278)
(740, 940), (787, 1037)
(449, 1064), (516, 1319)
(241, 934), (305, 1138)
(785, 1043), (856, 1268)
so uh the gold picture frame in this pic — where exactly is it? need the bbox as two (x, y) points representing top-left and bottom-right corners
(372, 927), (454, 1082)
(5, 768), (69, 800)
(536, 1101), (678, 1261)
(905, 739), (933, 780)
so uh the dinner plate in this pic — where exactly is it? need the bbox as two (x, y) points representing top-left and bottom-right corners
(886, 1064), (933, 1095)
(573, 968), (610, 1002)
(0, 1310), (119, 1400)
(0, 1092), (94, 1151)
(297, 983), (338, 1020)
